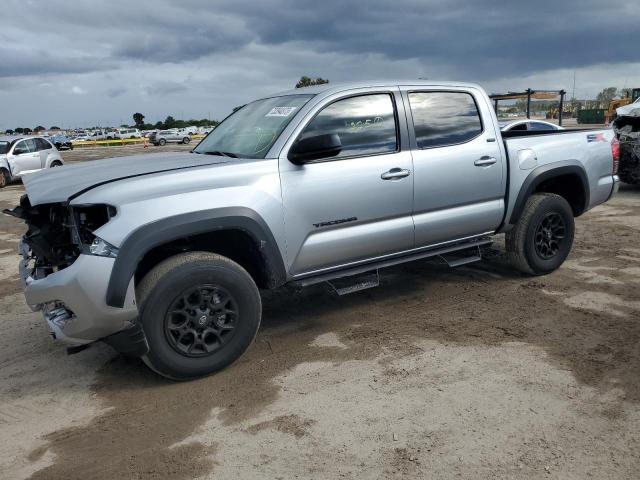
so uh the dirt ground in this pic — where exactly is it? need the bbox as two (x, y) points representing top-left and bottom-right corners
(1, 145), (639, 479)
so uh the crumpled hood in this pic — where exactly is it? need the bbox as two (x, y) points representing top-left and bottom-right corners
(22, 152), (230, 205)
(617, 100), (640, 118)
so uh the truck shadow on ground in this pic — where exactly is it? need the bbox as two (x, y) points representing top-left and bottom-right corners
(26, 243), (640, 479)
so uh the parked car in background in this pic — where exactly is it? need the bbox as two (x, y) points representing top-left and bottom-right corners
(72, 135), (91, 142)
(50, 134), (74, 150)
(499, 119), (564, 132)
(0, 136), (63, 188)
(150, 129), (191, 146)
(116, 128), (142, 139)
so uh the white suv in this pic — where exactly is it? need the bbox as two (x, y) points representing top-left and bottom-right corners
(0, 136), (63, 188)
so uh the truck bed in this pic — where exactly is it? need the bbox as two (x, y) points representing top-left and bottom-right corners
(500, 127), (616, 228)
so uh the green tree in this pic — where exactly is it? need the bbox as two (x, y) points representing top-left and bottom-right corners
(295, 76), (329, 88)
(163, 115), (176, 129)
(15, 127), (24, 133)
(50, 126), (60, 130)
(5, 129), (13, 134)
(33, 125), (45, 132)
(596, 87), (618, 107)
(133, 112), (145, 128)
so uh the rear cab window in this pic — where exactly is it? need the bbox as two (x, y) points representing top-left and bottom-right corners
(407, 91), (483, 148)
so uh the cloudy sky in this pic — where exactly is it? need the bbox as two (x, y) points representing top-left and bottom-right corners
(1, 0), (639, 130)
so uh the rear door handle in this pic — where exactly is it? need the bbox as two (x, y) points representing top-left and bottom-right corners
(474, 156), (497, 167)
(381, 168), (411, 180)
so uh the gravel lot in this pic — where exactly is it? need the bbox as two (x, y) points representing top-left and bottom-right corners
(1, 145), (639, 479)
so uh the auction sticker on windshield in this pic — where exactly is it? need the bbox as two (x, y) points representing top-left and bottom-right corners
(266, 107), (297, 117)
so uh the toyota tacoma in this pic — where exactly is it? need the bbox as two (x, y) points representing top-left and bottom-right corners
(4, 80), (619, 380)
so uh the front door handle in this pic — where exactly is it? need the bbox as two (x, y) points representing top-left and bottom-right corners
(381, 168), (411, 180)
(474, 156), (497, 167)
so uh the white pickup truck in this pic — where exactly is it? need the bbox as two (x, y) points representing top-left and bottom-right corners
(0, 136), (63, 188)
(6, 80), (619, 379)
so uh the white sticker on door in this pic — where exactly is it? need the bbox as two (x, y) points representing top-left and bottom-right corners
(265, 107), (297, 117)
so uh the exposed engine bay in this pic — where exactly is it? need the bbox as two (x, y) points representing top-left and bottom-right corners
(613, 105), (640, 185)
(3, 194), (114, 277)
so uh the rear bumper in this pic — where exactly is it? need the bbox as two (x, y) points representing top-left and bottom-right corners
(608, 174), (620, 200)
(21, 247), (138, 345)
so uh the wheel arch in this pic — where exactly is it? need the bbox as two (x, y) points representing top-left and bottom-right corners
(105, 207), (286, 308)
(509, 163), (589, 225)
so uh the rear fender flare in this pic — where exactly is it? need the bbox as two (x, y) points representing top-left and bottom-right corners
(509, 162), (589, 225)
(105, 207), (286, 308)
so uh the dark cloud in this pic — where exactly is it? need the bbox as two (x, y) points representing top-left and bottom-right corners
(143, 80), (188, 96)
(3, 0), (639, 79)
(0, 47), (114, 78)
(0, 0), (638, 129)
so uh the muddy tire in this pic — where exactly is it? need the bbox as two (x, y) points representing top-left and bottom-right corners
(506, 193), (575, 275)
(0, 168), (9, 188)
(137, 252), (261, 380)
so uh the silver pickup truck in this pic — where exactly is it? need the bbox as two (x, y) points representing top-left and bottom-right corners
(4, 80), (619, 380)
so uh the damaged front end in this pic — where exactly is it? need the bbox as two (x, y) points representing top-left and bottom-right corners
(4, 195), (117, 293)
(613, 106), (640, 185)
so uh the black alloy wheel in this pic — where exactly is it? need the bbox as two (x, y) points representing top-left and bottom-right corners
(164, 284), (238, 357)
(533, 212), (566, 260)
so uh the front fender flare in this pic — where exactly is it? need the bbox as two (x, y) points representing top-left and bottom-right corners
(105, 207), (286, 308)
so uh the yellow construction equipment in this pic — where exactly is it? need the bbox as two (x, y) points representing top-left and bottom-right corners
(605, 88), (640, 125)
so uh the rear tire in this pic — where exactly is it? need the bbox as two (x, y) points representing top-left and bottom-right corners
(158, 138), (166, 146)
(506, 193), (575, 275)
(137, 252), (261, 380)
(182, 137), (190, 144)
(50, 161), (62, 168)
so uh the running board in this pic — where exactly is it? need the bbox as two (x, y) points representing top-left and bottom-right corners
(293, 237), (493, 288)
(327, 271), (380, 296)
(439, 246), (482, 268)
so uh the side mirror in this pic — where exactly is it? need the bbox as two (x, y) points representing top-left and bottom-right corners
(288, 133), (342, 164)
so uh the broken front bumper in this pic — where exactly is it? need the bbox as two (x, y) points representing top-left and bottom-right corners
(19, 241), (138, 345)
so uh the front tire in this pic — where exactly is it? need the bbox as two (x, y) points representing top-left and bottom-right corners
(506, 193), (575, 275)
(182, 137), (191, 144)
(137, 252), (261, 380)
(158, 138), (166, 146)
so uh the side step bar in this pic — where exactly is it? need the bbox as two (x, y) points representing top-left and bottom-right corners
(438, 245), (482, 268)
(327, 271), (380, 296)
(293, 237), (492, 289)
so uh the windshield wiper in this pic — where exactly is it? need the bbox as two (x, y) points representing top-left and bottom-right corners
(199, 150), (238, 158)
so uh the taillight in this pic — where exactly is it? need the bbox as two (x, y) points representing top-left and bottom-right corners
(611, 137), (620, 175)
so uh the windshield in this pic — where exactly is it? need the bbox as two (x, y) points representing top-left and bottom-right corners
(0, 141), (10, 154)
(194, 94), (313, 158)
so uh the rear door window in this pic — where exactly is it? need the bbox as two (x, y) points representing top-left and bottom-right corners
(408, 91), (483, 148)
